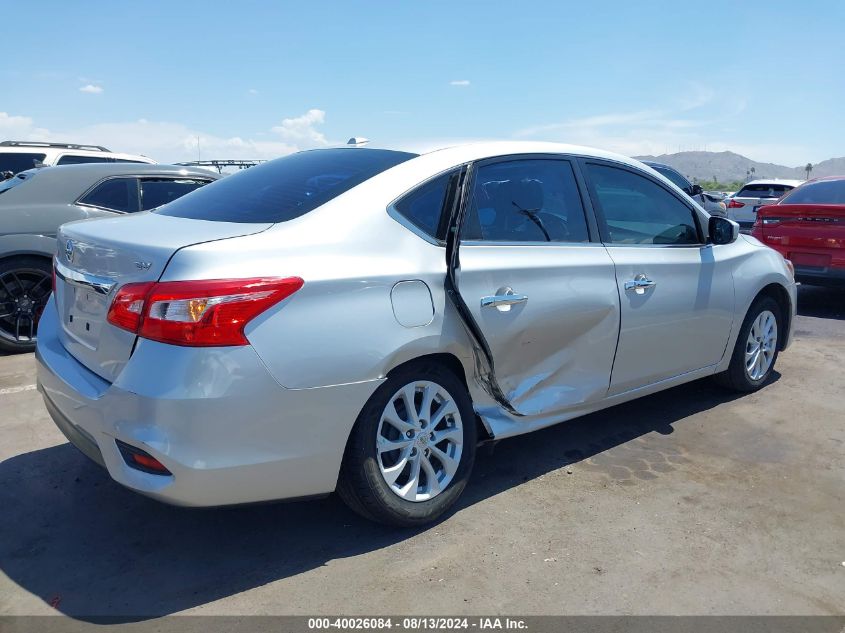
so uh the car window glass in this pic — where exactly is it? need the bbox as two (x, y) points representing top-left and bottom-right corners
(78, 178), (139, 212)
(393, 173), (453, 240)
(462, 159), (589, 243)
(0, 152), (46, 174)
(57, 155), (113, 165)
(649, 165), (691, 191)
(737, 184), (793, 198)
(156, 148), (416, 223)
(140, 179), (209, 210)
(781, 180), (845, 204)
(586, 164), (700, 245)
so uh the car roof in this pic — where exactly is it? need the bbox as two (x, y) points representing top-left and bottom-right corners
(0, 164), (218, 205)
(0, 144), (153, 162)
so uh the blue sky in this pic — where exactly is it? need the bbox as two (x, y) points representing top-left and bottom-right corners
(2, 0), (843, 165)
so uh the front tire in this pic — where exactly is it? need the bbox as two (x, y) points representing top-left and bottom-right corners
(338, 361), (477, 527)
(715, 296), (782, 392)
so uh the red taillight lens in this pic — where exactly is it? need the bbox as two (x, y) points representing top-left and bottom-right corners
(727, 199), (745, 208)
(107, 282), (154, 332)
(107, 277), (303, 347)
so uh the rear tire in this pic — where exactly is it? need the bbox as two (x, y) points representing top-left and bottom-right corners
(337, 361), (477, 527)
(714, 296), (782, 392)
(0, 257), (52, 354)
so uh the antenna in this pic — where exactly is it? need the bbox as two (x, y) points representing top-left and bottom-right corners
(347, 137), (370, 146)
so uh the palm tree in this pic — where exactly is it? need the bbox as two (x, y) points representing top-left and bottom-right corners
(805, 163), (813, 180)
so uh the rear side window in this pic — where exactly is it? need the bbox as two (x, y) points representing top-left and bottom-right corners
(57, 154), (112, 165)
(156, 148), (417, 223)
(140, 178), (209, 210)
(780, 180), (845, 204)
(392, 172), (454, 240)
(0, 152), (46, 175)
(737, 183), (793, 198)
(78, 177), (139, 213)
(585, 163), (700, 245)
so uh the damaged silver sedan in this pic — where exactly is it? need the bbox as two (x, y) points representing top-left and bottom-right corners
(37, 141), (797, 526)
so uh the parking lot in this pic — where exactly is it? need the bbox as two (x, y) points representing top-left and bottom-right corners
(0, 285), (843, 620)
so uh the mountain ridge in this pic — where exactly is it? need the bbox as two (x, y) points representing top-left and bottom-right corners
(633, 150), (845, 183)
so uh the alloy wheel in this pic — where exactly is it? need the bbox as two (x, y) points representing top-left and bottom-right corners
(745, 309), (777, 381)
(376, 380), (464, 502)
(0, 267), (51, 345)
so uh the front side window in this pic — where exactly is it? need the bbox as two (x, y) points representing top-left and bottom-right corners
(78, 177), (139, 213)
(57, 154), (112, 165)
(140, 178), (209, 210)
(0, 152), (46, 175)
(462, 159), (590, 243)
(585, 163), (700, 245)
(156, 148), (417, 223)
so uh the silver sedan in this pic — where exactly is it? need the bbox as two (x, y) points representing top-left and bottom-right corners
(36, 142), (797, 526)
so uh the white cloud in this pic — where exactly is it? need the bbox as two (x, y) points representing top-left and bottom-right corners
(449, 80), (471, 87)
(79, 84), (103, 94)
(270, 108), (329, 146)
(248, 88), (259, 95)
(0, 109), (332, 163)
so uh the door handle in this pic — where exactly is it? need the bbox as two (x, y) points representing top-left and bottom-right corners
(624, 274), (656, 294)
(481, 287), (528, 309)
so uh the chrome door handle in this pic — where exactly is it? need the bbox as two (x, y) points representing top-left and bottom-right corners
(624, 274), (656, 294)
(481, 287), (528, 309)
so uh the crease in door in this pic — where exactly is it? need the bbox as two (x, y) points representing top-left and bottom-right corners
(444, 167), (524, 418)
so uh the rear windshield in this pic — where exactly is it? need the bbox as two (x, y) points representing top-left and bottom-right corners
(156, 148), (417, 223)
(781, 179), (845, 205)
(0, 170), (37, 196)
(737, 183), (794, 198)
(0, 152), (46, 175)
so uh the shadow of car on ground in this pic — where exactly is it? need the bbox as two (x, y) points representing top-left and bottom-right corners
(0, 374), (758, 622)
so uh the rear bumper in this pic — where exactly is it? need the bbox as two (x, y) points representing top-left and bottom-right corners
(36, 296), (380, 507)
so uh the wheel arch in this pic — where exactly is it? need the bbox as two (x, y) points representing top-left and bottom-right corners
(385, 352), (494, 442)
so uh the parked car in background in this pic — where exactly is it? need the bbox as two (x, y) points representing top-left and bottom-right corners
(0, 141), (154, 177)
(752, 176), (845, 286)
(0, 163), (217, 352)
(642, 161), (727, 216)
(726, 179), (803, 230)
(37, 142), (796, 526)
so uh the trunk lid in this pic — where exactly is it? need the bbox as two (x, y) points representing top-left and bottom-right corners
(54, 212), (272, 382)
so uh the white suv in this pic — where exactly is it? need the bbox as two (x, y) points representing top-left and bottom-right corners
(726, 179), (804, 229)
(0, 141), (154, 176)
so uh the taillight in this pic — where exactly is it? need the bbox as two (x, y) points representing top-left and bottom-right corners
(107, 282), (154, 332)
(727, 199), (745, 208)
(107, 277), (304, 347)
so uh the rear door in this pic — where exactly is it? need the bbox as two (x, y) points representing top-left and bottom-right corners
(454, 157), (620, 416)
(581, 160), (735, 395)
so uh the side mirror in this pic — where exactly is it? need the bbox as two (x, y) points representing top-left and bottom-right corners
(708, 216), (739, 245)
(689, 184), (703, 196)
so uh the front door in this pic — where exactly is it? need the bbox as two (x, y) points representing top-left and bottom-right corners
(454, 158), (620, 416)
(582, 161), (735, 395)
